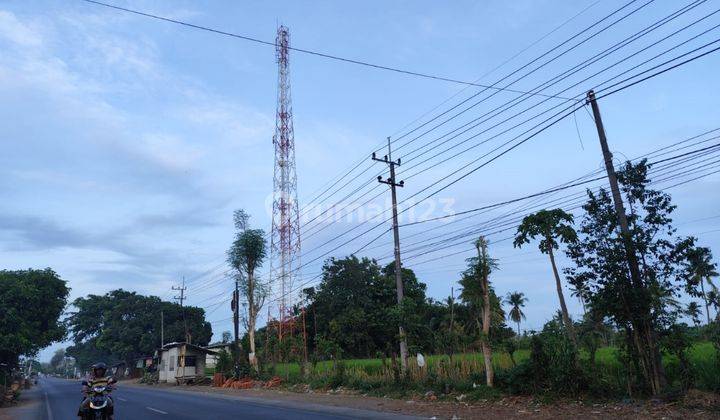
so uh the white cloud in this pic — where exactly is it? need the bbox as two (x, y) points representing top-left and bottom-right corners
(0, 10), (42, 47)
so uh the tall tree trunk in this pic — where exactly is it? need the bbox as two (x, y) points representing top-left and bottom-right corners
(548, 247), (577, 345)
(481, 272), (494, 387)
(700, 278), (711, 325)
(248, 271), (258, 371)
(517, 321), (521, 337)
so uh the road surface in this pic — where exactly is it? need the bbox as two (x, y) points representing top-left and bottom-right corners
(7, 377), (417, 420)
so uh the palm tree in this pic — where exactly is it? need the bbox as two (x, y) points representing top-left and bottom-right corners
(707, 290), (720, 322)
(686, 247), (719, 324)
(460, 236), (497, 387)
(505, 291), (527, 336)
(685, 302), (702, 328)
(514, 209), (578, 345)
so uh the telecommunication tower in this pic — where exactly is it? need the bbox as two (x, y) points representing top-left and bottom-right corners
(270, 25), (301, 339)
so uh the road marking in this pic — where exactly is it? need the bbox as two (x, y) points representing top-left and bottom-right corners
(44, 392), (53, 420)
(117, 397), (128, 402)
(146, 407), (168, 415)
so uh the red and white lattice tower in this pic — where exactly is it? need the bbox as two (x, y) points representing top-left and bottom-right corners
(270, 25), (301, 339)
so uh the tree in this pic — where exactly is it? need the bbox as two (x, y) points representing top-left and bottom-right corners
(685, 302), (702, 328)
(505, 291), (527, 336)
(708, 290), (720, 322)
(462, 236), (497, 387)
(49, 348), (66, 372)
(221, 331), (232, 344)
(514, 209), (578, 345)
(67, 290), (211, 369)
(227, 209), (267, 371)
(685, 247), (718, 324)
(295, 256), (432, 360)
(564, 160), (699, 395)
(0, 269), (69, 370)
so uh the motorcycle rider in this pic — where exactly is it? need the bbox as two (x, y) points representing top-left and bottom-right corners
(77, 362), (115, 419)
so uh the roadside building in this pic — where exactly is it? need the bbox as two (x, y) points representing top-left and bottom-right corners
(205, 343), (232, 370)
(157, 342), (216, 384)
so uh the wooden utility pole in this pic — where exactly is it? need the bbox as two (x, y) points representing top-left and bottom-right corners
(372, 137), (408, 373)
(586, 89), (664, 394)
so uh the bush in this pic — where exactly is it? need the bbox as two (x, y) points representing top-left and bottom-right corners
(500, 322), (588, 397)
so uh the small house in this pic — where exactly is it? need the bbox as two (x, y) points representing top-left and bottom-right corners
(158, 342), (216, 384)
(205, 343), (232, 370)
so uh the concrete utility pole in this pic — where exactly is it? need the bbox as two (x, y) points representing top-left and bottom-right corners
(586, 90), (644, 290)
(160, 310), (164, 348)
(587, 90), (663, 393)
(232, 278), (240, 368)
(173, 277), (189, 343)
(372, 137), (408, 373)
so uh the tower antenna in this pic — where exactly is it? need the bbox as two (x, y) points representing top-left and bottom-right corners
(270, 25), (301, 344)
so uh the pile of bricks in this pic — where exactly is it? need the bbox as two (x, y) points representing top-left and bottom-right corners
(216, 376), (283, 389)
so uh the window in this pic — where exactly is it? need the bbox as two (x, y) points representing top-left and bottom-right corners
(169, 356), (175, 371)
(184, 356), (197, 367)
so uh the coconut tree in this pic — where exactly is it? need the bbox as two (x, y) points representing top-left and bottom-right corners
(707, 290), (720, 322)
(685, 302), (702, 328)
(686, 247), (718, 324)
(460, 236), (497, 387)
(227, 209), (267, 371)
(505, 291), (527, 336)
(514, 209), (578, 345)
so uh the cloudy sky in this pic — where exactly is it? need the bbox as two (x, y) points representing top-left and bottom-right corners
(1, 0), (718, 361)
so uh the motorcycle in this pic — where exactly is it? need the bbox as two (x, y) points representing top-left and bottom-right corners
(81, 379), (115, 420)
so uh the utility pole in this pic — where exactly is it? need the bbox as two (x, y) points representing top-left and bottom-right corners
(172, 277), (189, 343)
(586, 89), (663, 393)
(372, 137), (408, 373)
(449, 287), (455, 333)
(586, 90), (644, 289)
(160, 310), (164, 348)
(232, 277), (241, 370)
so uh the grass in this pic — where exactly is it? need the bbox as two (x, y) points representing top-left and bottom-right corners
(263, 342), (717, 395)
(273, 350), (531, 378)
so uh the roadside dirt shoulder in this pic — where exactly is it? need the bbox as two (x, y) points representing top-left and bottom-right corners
(120, 380), (718, 419)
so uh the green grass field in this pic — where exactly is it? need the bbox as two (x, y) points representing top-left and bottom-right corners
(267, 342), (717, 391)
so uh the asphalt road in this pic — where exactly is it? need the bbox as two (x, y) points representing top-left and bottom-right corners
(9, 377), (417, 420)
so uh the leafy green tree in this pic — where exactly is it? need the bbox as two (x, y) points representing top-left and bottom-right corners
(685, 247), (718, 324)
(49, 348), (66, 372)
(65, 339), (113, 371)
(514, 209), (578, 345)
(505, 291), (527, 336)
(227, 209), (267, 370)
(299, 256), (430, 360)
(0, 269), (69, 369)
(67, 290), (211, 368)
(564, 160), (699, 395)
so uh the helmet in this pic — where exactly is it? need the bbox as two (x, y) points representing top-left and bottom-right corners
(91, 362), (107, 377)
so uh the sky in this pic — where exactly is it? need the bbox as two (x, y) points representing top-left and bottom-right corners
(1, 0), (718, 362)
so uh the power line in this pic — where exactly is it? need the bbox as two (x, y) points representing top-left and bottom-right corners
(391, 148), (720, 264)
(299, 0), (714, 240)
(81, 0), (575, 100)
(388, 0), (604, 139)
